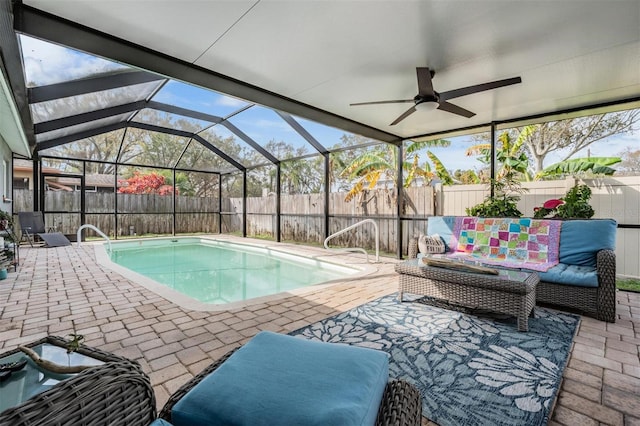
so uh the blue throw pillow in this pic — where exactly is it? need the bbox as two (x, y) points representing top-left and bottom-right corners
(427, 216), (457, 251)
(558, 219), (617, 267)
(171, 331), (390, 426)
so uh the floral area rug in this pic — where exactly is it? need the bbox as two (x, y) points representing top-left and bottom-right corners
(290, 294), (579, 426)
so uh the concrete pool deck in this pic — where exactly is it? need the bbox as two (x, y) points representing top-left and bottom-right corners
(0, 237), (638, 425)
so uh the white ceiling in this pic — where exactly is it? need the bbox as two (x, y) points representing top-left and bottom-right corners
(22, 0), (640, 140)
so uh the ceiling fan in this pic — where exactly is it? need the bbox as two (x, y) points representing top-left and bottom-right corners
(350, 67), (522, 126)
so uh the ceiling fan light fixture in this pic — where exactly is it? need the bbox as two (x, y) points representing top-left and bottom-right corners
(351, 68), (521, 125)
(415, 100), (439, 112)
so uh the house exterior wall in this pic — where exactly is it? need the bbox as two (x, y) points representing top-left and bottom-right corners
(0, 134), (13, 213)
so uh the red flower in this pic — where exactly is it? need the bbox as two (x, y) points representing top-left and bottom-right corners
(542, 199), (565, 209)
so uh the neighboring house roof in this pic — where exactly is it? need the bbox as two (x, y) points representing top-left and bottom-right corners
(14, 159), (120, 191)
(58, 175), (118, 187)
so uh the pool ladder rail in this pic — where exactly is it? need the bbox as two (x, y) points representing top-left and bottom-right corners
(76, 224), (112, 254)
(324, 219), (379, 263)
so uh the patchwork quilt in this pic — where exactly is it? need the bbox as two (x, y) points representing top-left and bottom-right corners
(450, 217), (562, 272)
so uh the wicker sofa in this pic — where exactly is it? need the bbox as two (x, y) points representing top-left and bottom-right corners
(409, 216), (617, 322)
(0, 336), (156, 426)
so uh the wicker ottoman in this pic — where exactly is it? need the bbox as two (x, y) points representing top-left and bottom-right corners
(396, 259), (539, 331)
(160, 344), (422, 426)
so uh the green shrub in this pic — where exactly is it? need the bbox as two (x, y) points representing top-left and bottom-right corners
(466, 194), (523, 217)
(555, 185), (594, 219)
(533, 184), (595, 219)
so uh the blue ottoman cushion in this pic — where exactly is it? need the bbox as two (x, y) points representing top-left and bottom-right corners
(171, 331), (390, 426)
(149, 419), (173, 426)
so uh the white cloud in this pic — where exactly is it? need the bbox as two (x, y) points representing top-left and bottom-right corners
(20, 36), (126, 87)
(216, 95), (247, 108)
(254, 119), (294, 133)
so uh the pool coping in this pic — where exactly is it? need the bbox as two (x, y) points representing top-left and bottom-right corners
(93, 235), (381, 312)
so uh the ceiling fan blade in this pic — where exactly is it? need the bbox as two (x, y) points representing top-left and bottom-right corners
(437, 101), (476, 118)
(350, 99), (414, 106)
(416, 67), (435, 97)
(390, 105), (417, 126)
(439, 76), (522, 101)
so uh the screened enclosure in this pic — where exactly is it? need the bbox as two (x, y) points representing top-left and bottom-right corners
(14, 35), (408, 251)
(9, 33), (640, 261)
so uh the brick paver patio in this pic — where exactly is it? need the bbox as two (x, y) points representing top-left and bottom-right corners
(0, 238), (638, 425)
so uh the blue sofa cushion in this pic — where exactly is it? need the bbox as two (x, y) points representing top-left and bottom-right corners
(558, 219), (617, 267)
(171, 331), (389, 426)
(538, 263), (599, 288)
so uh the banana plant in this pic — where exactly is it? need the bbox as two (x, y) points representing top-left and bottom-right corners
(426, 151), (454, 185)
(465, 125), (536, 181)
(340, 139), (451, 202)
(341, 149), (395, 202)
(465, 126), (536, 216)
(535, 157), (621, 179)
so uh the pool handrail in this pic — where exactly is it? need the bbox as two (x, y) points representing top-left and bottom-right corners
(77, 224), (112, 253)
(324, 219), (379, 263)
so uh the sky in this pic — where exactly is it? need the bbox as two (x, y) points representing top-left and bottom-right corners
(20, 35), (639, 175)
(20, 35), (346, 152)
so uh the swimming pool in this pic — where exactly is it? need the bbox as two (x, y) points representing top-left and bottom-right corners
(101, 237), (361, 309)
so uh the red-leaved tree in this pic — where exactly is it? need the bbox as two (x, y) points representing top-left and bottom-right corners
(117, 171), (177, 195)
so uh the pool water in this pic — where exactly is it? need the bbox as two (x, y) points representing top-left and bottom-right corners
(109, 239), (357, 304)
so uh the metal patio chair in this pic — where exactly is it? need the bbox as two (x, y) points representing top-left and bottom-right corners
(17, 211), (71, 248)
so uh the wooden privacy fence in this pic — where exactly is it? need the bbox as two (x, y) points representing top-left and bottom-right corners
(11, 175), (640, 277)
(13, 191), (219, 238)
